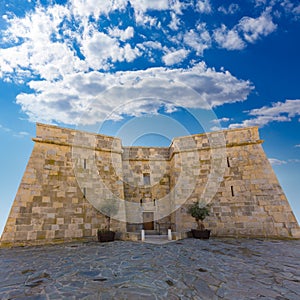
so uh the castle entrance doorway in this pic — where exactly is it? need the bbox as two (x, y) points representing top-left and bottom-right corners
(143, 212), (154, 230)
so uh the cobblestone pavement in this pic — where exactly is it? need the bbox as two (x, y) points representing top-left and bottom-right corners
(0, 238), (299, 299)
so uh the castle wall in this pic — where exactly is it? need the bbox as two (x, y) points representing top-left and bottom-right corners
(0, 123), (126, 247)
(1, 123), (299, 246)
(170, 128), (299, 238)
(122, 147), (171, 233)
(207, 140), (299, 237)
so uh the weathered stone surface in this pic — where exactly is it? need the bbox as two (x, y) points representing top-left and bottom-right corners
(0, 239), (299, 299)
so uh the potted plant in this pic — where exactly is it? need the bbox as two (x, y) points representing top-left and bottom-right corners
(187, 200), (211, 239)
(97, 198), (119, 242)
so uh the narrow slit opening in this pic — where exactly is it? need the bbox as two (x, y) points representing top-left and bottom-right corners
(227, 157), (230, 168)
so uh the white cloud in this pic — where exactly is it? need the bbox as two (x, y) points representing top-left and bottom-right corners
(70, 0), (128, 19)
(288, 159), (300, 163)
(13, 131), (31, 138)
(14, 62), (252, 125)
(210, 126), (224, 131)
(0, 0), (284, 85)
(229, 115), (291, 128)
(214, 25), (245, 50)
(134, 11), (160, 27)
(248, 99), (300, 118)
(169, 12), (181, 31)
(129, 0), (169, 12)
(280, 0), (300, 19)
(196, 0), (212, 14)
(183, 24), (211, 55)
(211, 117), (231, 124)
(80, 31), (141, 69)
(218, 4), (239, 15)
(210, 117), (232, 131)
(108, 27), (134, 42)
(2, 0), (273, 127)
(213, 9), (278, 50)
(0, 124), (12, 133)
(269, 158), (287, 166)
(18, 131), (30, 136)
(0, 124), (30, 138)
(0, 5), (86, 81)
(142, 41), (163, 50)
(255, 0), (267, 7)
(238, 11), (277, 43)
(0, 6), (142, 79)
(129, 0), (169, 26)
(169, 0), (185, 15)
(295, 144), (300, 148)
(81, 32), (119, 70)
(123, 44), (141, 62)
(294, 5), (300, 15)
(281, 0), (294, 12)
(162, 49), (189, 66)
(229, 99), (300, 128)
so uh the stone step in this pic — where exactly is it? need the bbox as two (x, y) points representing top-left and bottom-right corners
(144, 230), (159, 235)
(145, 235), (168, 239)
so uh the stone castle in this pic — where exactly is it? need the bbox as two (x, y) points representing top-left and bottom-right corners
(1, 123), (299, 246)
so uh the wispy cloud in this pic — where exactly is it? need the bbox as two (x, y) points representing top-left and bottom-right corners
(229, 99), (300, 128)
(214, 25), (245, 50)
(13, 131), (30, 138)
(211, 117), (231, 124)
(238, 11), (277, 43)
(280, 0), (300, 18)
(196, 0), (212, 14)
(288, 159), (300, 163)
(0, 124), (30, 138)
(162, 49), (189, 66)
(0, 124), (11, 133)
(218, 4), (239, 15)
(213, 9), (276, 50)
(269, 158), (287, 166)
(183, 24), (211, 55)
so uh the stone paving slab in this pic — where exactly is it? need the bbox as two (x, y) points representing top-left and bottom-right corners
(143, 235), (175, 245)
(0, 238), (299, 299)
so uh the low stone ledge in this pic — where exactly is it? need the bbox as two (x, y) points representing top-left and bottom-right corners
(117, 232), (141, 241)
(171, 231), (189, 240)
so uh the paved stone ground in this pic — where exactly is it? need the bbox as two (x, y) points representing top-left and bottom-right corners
(0, 238), (299, 299)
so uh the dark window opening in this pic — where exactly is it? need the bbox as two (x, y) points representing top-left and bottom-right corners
(231, 186), (234, 197)
(83, 158), (87, 169)
(227, 157), (230, 168)
(143, 173), (150, 185)
(83, 187), (87, 198)
(140, 199), (143, 206)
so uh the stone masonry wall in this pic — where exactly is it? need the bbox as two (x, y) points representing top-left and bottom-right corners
(170, 128), (299, 238)
(122, 147), (171, 233)
(1, 124), (299, 247)
(0, 123), (126, 247)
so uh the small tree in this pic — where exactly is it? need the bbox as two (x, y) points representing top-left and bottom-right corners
(100, 198), (119, 231)
(187, 201), (210, 230)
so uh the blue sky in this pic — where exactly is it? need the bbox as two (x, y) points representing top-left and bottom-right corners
(0, 0), (300, 235)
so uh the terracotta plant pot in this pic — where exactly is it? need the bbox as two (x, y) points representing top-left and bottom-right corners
(97, 230), (115, 242)
(191, 229), (211, 239)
